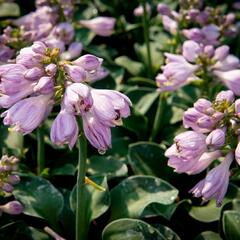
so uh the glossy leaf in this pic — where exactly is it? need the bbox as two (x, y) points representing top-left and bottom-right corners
(13, 176), (64, 227)
(222, 210), (240, 240)
(102, 218), (165, 240)
(70, 176), (110, 227)
(128, 142), (174, 181)
(110, 175), (178, 220)
(87, 156), (128, 179)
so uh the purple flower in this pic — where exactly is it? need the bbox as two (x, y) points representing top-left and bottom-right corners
(63, 83), (93, 114)
(0, 45), (14, 62)
(0, 201), (23, 215)
(212, 55), (239, 71)
(49, 22), (74, 44)
(166, 131), (207, 160)
(64, 65), (87, 83)
(183, 24), (220, 45)
(1, 94), (53, 134)
(82, 112), (112, 151)
(235, 99), (240, 118)
(33, 76), (54, 94)
(61, 42), (83, 60)
(206, 129), (226, 149)
(24, 67), (45, 81)
(214, 70), (240, 96)
(91, 89), (131, 126)
(182, 40), (201, 63)
(156, 53), (198, 92)
(162, 16), (178, 35)
(235, 141), (240, 165)
(165, 131), (221, 174)
(73, 54), (103, 71)
(157, 3), (171, 16)
(44, 38), (65, 53)
(133, 3), (151, 17)
(190, 152), (233, 206)
(215, 90), (235, 103)
(213, 46), (230, 61)
(183, 99), (222, 133)
(45, 63), (57, 77)
(79, 17), (116, 37)
(50, 108), (79, 149)
(167, 150), (221, 175)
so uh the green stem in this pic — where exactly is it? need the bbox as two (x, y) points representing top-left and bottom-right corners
(37, 127), (45, 175)
(76, 121), (87, 240)
(149, 93), (167, 141)
(142, 0), (152, 78)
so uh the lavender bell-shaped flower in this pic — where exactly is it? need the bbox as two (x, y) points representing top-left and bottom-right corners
(79, 17), (116, 37)
(156, 53), (199, 92)
(164, 131), (217, 174)
(1, 94), (53, 134)
(190, 152), (233, 206)
(213, 70), (240, 96)
(50, 108), (79, 149)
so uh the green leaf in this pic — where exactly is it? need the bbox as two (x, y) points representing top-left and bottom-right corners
(4, 130), (24, 157)
(153, 224), (181, 240)
(134, 42), (164, 73)
(115, 56), (145, 76)
(128, 142), (174, 181)
(194, 231), (222, 240)
(135, 91), (159, 115)
(70, 176), (110, 229)
(13, 176), (64, 227)
(87, 156), (128, 179)
(223, 210), (240, 240)
(102, 218), (165, 240)
(107, 137), (132, 158)
(110, 175), (178, 220)
(128, 77), (157, 87)
(142, 200), (189, 220)
(0, 3), (20, 17)
(123, 110), (148, 138)
(75, 28), (95, 46)
(27, 227), (51, 240)
(189, 200), (221, 223)
(51, 164), (76, 176)
(189, 184), (240, 223)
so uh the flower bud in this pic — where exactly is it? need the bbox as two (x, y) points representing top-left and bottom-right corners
(34, 76), (54, 94)
(215, 90), (235, 103)
(24, 67), (45, 81)
(0, 201), (23, 215)
(206, 129), (225, 149)
(73, 54), (103, 71)
(45, 63), (57, 77)
(64, 65), (87, 82)
(2, 183), (13, 193)
(7, 175), (20, 185)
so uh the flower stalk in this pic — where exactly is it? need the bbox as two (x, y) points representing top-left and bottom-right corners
(150, 92), (167, 141)
(76, 119), (87, 240)
(141, 0), (152, 78)
(37, 127), (45, 175)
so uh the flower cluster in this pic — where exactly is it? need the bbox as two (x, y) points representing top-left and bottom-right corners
(165, 90), (240, 206)
(157, 2), (237, 43)
(0, 155), (20, 195)
(156, 40), (240, 94)
(0, 41), (131, 152)
(35, 0), (75, 21)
